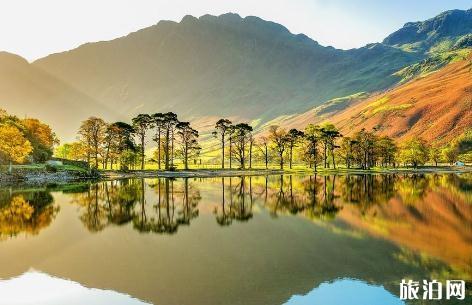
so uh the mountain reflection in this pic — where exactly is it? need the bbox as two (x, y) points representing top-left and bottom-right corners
(0, 173), (470, 280)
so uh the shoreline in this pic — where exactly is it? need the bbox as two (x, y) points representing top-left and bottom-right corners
(102, 166), (471, 179)
(0, 166), (470, 185)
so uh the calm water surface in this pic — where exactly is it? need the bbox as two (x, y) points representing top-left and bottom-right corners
(0, 174), (470, 305)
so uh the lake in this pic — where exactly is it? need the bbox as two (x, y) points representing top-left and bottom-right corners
(0, 173), (470, 305)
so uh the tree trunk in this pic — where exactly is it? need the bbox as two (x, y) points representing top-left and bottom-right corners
(184, 145), (188, 170)
(289, 146), (293, 169)
(323, 143), (327, 168)
(141, 134), (145, 170)
(265, 146), (268, 169)
(165, 129), (170, 170)
(249, 141), (253, 169)
(8, 160), (12, 174)
(229, 139), (232, 169)
(157, 128), (161, 170)
(221, 135), (225, 169)
(331, 148), (336, 169)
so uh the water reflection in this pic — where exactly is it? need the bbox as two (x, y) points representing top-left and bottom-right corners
(0, 271), (151, 305)
(0, 173), (470, 304)
(0, 188), (58, 240)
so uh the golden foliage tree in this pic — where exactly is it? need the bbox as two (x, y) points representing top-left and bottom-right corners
(0, 125), (33, 173)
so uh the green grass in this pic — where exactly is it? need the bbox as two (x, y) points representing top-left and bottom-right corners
(371, 103), (413, 115)
(394, 48), (471, 83)
(3, 163), (88, 173)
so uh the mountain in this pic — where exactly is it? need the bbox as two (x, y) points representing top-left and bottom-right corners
(270, 54), (472, 145)
(0, 10), (470, 141)
(383, 9), (472, 53)
(31, 14), (420, 134)
(0, 52), (119, 140)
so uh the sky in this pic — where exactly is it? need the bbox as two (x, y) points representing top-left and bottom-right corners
(0, 0), (470, 61)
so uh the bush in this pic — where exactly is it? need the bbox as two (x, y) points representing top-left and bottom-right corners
(45, 164), (58, 173)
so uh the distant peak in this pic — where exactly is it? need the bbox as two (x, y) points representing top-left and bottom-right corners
(181, 15), (199, 23)
(0, 51), (29, 64)
(218, 12), (243, 21)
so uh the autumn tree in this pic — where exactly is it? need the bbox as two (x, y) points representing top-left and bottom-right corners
(176, 122), (200, 170)
(0, 125), (33, 173)
(213, 119), (232, 169)
(103, 122), (135, 169)
(21, 118), (58, 162)
(256, 136), (270, 169)
(78, 117), (107, 169)
(269, 126), (288, 169)
(132, 114), (153, 170)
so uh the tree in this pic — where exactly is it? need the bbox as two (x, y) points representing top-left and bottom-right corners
(442, 145), (459, 165)
(376, 136), (397, 167)
(152, 113), (165, 170)
(257, 136), (270, 169)
(102, 122), (135, 169)
(429, 147), (441, 167)
(286, 129), (304, 169)
(231, 123), (253, 169)
(352, 129), (377, 169)
(21, 118), (58, 162)
(78, 117), (107, 169)
(304, 124), (322, 171)
(162, 112), (179, 170)
(213, 119), (232, 169)
(176, 122), (200, 170)
(399, 137), (429, 168)
(339, 137), (357, 169)
(55, 143), (72, 159)
(132, 114), (153, 170)
(320, 123), (341, 168)
(0, 125), (33, 173)
(269, 126), (288, 169)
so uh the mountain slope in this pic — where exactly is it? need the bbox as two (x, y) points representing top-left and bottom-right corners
(271, 54), (472, 145)
(0, 52), (119, 140)
(383, 9), (472, 53)
(32, 13), (420, 126)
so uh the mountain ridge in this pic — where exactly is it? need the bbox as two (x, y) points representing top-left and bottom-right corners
(0, 9), (469, 141)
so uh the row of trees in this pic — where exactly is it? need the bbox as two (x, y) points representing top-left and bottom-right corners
(57, 113), (201, 170)
(213, 119), (463, 170)
(0, 109), (57, 172)
(56, 113), (465, 171)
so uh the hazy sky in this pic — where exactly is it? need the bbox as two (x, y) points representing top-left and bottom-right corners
(1, 0), (470, 61)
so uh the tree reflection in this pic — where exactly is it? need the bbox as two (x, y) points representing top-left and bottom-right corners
(71, 178), (202, 234)
(0, 190), (58, 240)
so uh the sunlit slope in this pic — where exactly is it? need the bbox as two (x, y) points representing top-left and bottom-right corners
(0, 52), (119, 141)
(268, 53), (471, 145)
(33, 13), (419, 124)
(328, 54), (472, 144)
